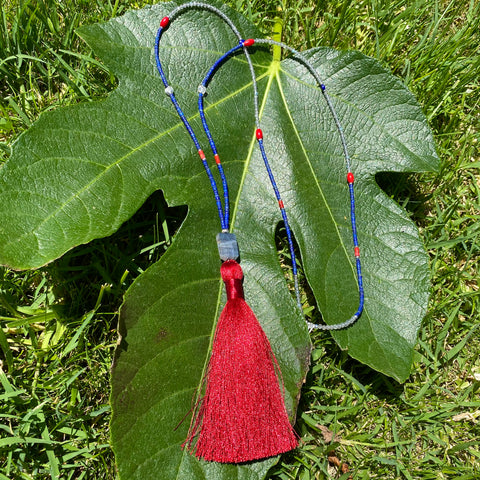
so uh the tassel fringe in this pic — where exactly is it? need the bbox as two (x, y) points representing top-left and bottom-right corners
(183, 260), (297, 463)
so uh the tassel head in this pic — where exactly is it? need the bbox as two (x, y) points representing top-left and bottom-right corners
(221, 258), (244, 300)
(183, 260), (297, 463)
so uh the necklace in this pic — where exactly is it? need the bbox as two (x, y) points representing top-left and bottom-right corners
(154, 1), (364, 464)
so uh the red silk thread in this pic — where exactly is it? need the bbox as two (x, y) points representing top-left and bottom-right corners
(183, 260), (298, 463)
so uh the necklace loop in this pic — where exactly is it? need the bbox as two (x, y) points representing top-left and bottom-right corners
(155, 2), (364, 331)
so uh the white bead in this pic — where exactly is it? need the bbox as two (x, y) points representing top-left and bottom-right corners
(165, 86), (174, 95)
(198, 84), (207, 94)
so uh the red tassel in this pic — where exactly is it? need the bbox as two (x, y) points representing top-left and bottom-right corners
(183, 260), (298, 463)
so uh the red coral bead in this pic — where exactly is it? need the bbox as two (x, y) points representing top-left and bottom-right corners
(160, 16), (170, 28)
(256, 128), (263, 140)
(347, 172), (355, 184)
(243, 38), (255, 47)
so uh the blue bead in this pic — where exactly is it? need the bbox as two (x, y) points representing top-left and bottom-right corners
(216, 232), (239, 261)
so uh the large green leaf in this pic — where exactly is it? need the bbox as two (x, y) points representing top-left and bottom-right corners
(0, 1), (439, 478)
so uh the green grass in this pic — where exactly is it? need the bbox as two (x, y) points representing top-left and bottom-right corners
(1, 0), (479, 479)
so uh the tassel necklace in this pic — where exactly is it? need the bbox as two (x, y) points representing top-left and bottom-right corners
(155, 1), (364, 464)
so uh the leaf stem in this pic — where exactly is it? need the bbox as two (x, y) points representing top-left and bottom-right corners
(272, 8), (283, 62)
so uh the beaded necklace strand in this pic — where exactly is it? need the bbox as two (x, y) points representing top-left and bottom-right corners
(155, 3), (364, 331)
(155, 2), (259, 232)
(256, 37), (365, 329)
